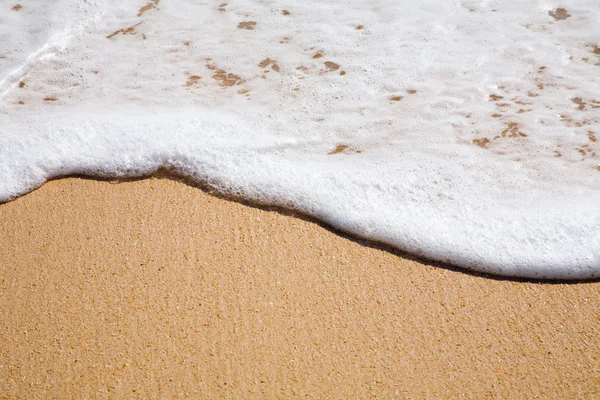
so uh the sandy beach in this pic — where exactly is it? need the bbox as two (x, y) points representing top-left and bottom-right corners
(0, 177), (599, 398)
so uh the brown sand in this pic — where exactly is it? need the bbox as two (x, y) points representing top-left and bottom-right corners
(1, 177), (599, 398)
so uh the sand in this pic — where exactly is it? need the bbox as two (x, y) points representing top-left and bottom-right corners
(0, 177), (599, 398)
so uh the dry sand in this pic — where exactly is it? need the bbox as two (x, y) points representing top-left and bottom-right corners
(0, 177), (599, 398)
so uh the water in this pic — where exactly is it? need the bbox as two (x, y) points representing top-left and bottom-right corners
(1, 0), (599, 279)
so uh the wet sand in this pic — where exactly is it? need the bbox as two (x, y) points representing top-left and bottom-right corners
(1, 177), (599, 398)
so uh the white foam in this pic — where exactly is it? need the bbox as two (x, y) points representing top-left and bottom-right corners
(1, 0), (599, 278)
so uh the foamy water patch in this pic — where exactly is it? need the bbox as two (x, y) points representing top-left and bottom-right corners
(1, 0), (599, 278)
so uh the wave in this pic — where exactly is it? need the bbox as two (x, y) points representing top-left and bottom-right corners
(2, 0), (599, 278)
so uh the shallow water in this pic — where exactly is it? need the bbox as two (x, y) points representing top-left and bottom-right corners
(1, 0), (599, 278)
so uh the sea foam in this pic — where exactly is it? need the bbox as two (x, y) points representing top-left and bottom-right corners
(1, 0), (599, 279)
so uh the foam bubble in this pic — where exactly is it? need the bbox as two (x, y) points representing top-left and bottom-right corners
(1, 0), (599, 278)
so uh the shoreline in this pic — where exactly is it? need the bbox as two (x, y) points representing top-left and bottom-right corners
(7, 173), (597, 284)
(1, 177), (599, 398)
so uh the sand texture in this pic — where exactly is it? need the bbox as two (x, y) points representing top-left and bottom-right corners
(1, 178), (599, 398)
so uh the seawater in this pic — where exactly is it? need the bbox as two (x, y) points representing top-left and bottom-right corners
(1, 0), (599, 279)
